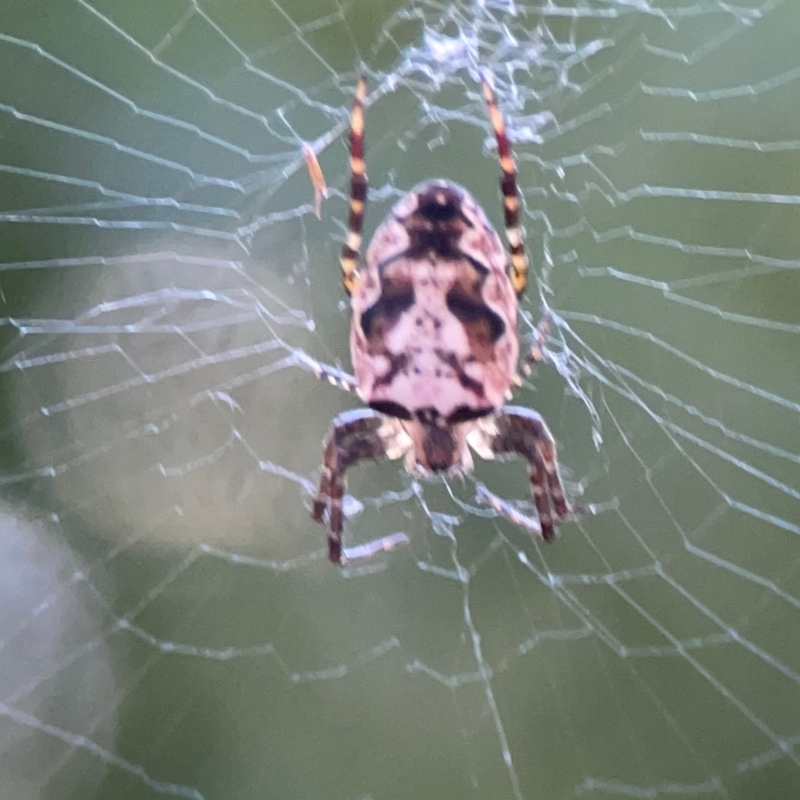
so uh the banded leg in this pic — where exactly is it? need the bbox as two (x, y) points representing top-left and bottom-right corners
(340, 77), (368, 296)
(301, 352), (358, 391)
(522, 313), (551, 374)
(490, 406), (569, 541)
(482, 78), (528, 297)
(313, 408), (386, 564)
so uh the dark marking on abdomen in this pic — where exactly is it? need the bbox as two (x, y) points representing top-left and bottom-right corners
(445, 286), (505, 363)
(446, 405), (494, 425)
(401, 184), (473, 262)
(360, 279), (414, 344)
(369, 400), (412, 420)
(373, 352), (410, 388)
(446, 289), (505, 341)
(435, 349), (485, 398)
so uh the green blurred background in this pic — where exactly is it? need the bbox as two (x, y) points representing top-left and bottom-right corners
(1, 1), (799, 798)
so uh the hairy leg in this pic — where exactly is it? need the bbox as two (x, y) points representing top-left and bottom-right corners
(488, 406), (569, 541)
(340, 77), (368, 296)
(482, 78), (527, 297)
(313, 408), (386, 563)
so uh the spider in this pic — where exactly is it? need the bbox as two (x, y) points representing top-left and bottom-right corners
(312, 77), (570, 564)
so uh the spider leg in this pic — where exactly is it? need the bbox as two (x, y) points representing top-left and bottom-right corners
(302, 353), (358, 392)
(482, 78), (527, 297)
(488, 406), (569, 541)
(340, 77), (368, 296)
(522, 313), (551, 375)
(313, 408), (394, 564)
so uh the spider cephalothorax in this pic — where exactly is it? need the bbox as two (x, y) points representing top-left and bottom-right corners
(313, 78), (569, 564)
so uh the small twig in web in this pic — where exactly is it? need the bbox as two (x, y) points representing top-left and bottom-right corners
(303, 142), (328, 219)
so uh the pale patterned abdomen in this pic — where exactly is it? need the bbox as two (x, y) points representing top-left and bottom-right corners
(349, 180), (519, 423)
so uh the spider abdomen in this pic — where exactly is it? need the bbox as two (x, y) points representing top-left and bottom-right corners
(350, 180), (519, 425)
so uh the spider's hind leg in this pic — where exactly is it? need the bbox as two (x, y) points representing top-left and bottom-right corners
(485, 406), (569, 541)
(313, 409), (410, 564)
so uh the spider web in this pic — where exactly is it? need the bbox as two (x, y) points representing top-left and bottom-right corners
(1, 0), (799, 798)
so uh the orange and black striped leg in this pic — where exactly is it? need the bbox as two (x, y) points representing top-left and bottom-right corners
(340, 77), (368, 296)
(489, 406), (569, 541)
(313, 408), (385, 564)
(482, 78), (528, 297)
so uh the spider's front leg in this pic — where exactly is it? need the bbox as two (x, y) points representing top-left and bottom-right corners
(488, 406), (569, 541)
(313, 408), (399, 564)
